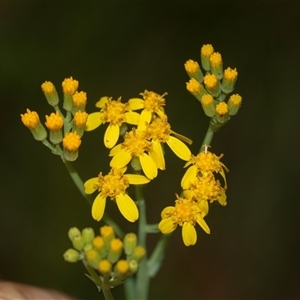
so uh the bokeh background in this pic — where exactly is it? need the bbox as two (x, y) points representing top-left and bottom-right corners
(1, 2), (300, 299)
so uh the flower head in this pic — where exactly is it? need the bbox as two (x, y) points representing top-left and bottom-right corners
(109, 128), (158, 179)
(84, 168), (150, 222)
(86, 97), (140, 149)
(62, 77), (78, 96)
(128, 90), (167, 131)
(158, 195), (210, 246)
(45, 111), (64, 131)
(63, 132), (81, 152)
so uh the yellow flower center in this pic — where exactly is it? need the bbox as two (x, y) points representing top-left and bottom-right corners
(101, 98), (128, 126)
(45, 111), (64, 131)
(209, 52), (222, 68)
(204, 74), (218, 89)
(224, 67), (238, 82)
(63, 132), (81, 152)
(201, 44), (214, 58)
(184, 59), (200, 74)
(72, 91), (87, 107)
(41, 81), (55, 95)
(146, 117), (171, 142)
(216, 102), (228, 115)
(168, 197), (200, 226)
(140, 90), (166, 113)
(229, 94), (242, 106)
(201, 94), (214, 106)
(62, 76), (79, 95)
(190, 172), (222, 202)
(115, 260), (129, 275)
(21, 109), (40, 129)
(191, 151), (224, 174)
(96, 168), (129, 199)
(73, 111), (88, 127)
(122, 129), (151, 156)
(186, 78), (201, 94)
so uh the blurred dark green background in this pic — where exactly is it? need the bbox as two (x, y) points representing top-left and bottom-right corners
(1, 2), (300, 300)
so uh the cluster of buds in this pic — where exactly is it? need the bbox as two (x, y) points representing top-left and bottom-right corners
(63, 225), (146, 290)
(185, 44), (242, 129)
(20, 77), (88, 161)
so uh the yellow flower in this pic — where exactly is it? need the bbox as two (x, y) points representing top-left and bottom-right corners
(84, 168), (150, 222)
(45, 111), (64, 131)
(21, 109), (40, 129)
(158, 195), (210, 246)
(109, 128), (158, 180)
(145, 116), (192, 170)
(63, 132), (81, 152)
(128, 90), (167, 131)
(62, 77), (79, 95)
(182, 150), (229, 190)
(86, 97), (140, 149)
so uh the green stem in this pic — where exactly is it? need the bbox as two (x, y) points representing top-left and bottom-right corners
(124, 277), (135, 300)
(135, 185), (150, 300)
(199, 121), (216, 153)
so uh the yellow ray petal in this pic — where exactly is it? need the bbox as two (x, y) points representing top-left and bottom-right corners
(198, 200), (209, 216)
(166, 136), (191, 161)
(196, 215), (210, 234)
(139, 153), (157, 179)
(104, 124), (120, 149)
(110, 150), (132, 169)
(85, 112), (102, 131)
(217, 188), (227, 206)
(128, 98), (144, 110)
(95, 96), (109, 108)
(109, 143), (123, 157)
(181, 165), (197, 190)
(158, 218), (176, 234)
(182, 222), (197, 246)
(138, 109), (152, 131)
(161, 206), (175, 218)
(126, 174), (150, 185)
(84, 177), (99, 194)
(92, 194), (106, 221)
(116, 194), (139, 222)
(125, 111), (140, 125)
(149, 140), (165, 170)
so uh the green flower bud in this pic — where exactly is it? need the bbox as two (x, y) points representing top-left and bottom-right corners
(228, 94), (242, 116)
(68, 227), (81, 241)
(114, 260), (129, 278)
(200, 94), (215, 117)
(92, 236), (107, 259)
(132, 246), (146, 263)
(107, 239), (123, 264)
(72, 234), (86, 251)
(85, 248), (101, 269)
(100, 226), (115, 250)
(123, 233), (137, 256)
(82, 227), (95, 244)
(41, 81), (59, 107)
(98, 259), (112, 276)
(63, 248), (80, 263)
(128, 259), (139, 274)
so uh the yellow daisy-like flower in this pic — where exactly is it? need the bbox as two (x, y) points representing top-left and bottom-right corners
(128, 90), (167, 131)
(86, 97), (140, 149)
(145, 116), (192, 170)
(182, 150), (229, 190)
(158, 195), (210, 246)
(184, 172), (227, 206)
(84, 168), (150, 222)
(109, 128), (158, 179)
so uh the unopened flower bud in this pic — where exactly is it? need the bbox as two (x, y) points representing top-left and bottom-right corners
(63, 248), (80, 263)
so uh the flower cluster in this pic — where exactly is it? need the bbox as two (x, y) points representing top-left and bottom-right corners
(21, 77), (88, 161)
(158, 146), (228, 246)
(63, 226), (146, 290)
(85, 90), (193, 222)
(185, 44), (242, 130)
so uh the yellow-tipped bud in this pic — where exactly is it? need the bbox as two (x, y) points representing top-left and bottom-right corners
(204, 74), (221, 97)
(92, 236), (107, 259)
(45, 111), (64, 144)
(186, 78), (207, 101)
(215, 102), (229, 123)
(68, 227), (81, 241)
(21, 109), (47, 141)
(72, 234), (86, 251)
(41, 81), (59, 106)
(132, 246), (146, 263)
(73, 111), (88, 137)
(98, 259), (112, 276)
(184, 59), (203, 83)
(85, 248), (101, 269)
(62, 77), (78, 112)
(114, 260), (129, 277)
(82, 227), (95, 244)
(108, 238), (123, 263)
(200, 94), (216, 117)
(123, 233), (137, 256)
(63, 248), (80, 263)
(100, 225), (115, 250)
(209, 52), (223, 80)
(72, 91), (87, 114)
(63, 132), (81, 161)
(228, 94), (242, 116)
(201, 44), (214, 71)
(222, 67), (238, 94)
